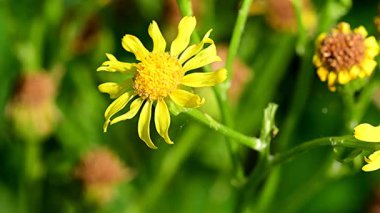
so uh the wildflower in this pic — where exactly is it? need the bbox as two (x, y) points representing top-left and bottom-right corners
(98, 16), (226, 148)
(250, 0), (316, 33)
(313, 22), (379, 91)
(7, 72), (60, 143)
(354, 123), (380, 172)
(74, 148), (133, 204)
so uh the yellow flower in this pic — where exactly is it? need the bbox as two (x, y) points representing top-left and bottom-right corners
(97, 16), (226, 149)
(354, 123), (380, 172)
(313, 22), (379, 91)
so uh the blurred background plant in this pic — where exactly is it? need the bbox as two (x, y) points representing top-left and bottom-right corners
(0, 0), (380, 212)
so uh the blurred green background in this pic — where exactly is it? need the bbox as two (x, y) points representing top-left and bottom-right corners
(1, 0), (380, 212)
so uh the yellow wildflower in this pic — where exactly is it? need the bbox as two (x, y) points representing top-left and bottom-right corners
(354, 123), (380, 172)
(313, 22), (379, 91)
(97, 16), (226, 149)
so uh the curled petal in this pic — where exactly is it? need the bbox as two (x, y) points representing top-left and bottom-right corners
(138, 100), (157, 149)
(122, 35), (149, 61)
(149, 21), (166, 53)
(354, 123), (380, 142)
(97, 53), (135, 72)
(170, 16), (196, 57)
(182, 43), (221, 72)
(103, 92), (134, 132)
(181, 68), (227, 87)
(111, 98), (144, 125)
(169, 89), (205, 108)
(155, 99), (173, 144)
(362, 151), (380, 172)
(98, 81), (132, 99)
(178, 29), (213, 64)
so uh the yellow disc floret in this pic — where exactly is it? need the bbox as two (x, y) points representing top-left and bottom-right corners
(133, 53), (183, 100)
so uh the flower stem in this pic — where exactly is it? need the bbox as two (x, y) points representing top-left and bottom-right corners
(271, 136), (380, 166)
(184, 109), (264, 151)
(225, 0), (254, 83)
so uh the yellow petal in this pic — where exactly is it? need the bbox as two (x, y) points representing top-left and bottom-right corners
(360, 58), (377, 76)
(154, 99), (173, 144)
(327, 72), (337, 86)
(362, 162), (380, 172)
(349, 66), (360, 78)
(110, 98), (144, 125)
(182, 43), (222, 72)
(98, 81), (132, 99)
(368, 150), (380, 161)
(169, 89), (205, 108)
(103, 92), (134, 132)
(312, 54), (322, 67)
(138, 100), (157, 149)
(315, 33), (326, 46)
(148, 21), (166, 53)
(317, 67), (329, 82)
(337, 22), (350, 34)
(97, 53), (135, 72)
(365, 36), (379, 57)
(354, 26), (368, 37)
(354, 123), (380, 142)
(122, 35), (149, 61)
(170, 16), (196, 57)
(178, 29), (213, 64)
(338, 71), (350, 84)
(181, 68), (227, 87)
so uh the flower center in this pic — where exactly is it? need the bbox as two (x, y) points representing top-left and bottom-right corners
(133, 53), (183, 100)
(319, 32), (365, 71)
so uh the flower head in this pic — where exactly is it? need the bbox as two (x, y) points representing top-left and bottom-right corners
(313, 22), (379, 91)
(98, 16), (226, 148)
(354, 123), (380, 172)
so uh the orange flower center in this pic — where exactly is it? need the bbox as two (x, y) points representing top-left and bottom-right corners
(319, 32), (365, 71)
(133, 53), (183, 100)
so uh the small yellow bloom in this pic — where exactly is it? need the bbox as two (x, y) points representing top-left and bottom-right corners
(313, 22), (379, 91)
(98, 16), (226, 149)
(354, 123), (380, 172)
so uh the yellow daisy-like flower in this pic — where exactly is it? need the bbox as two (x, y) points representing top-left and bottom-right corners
(97, 16), (226, 149)
(313, 22), (379, 91)
(354, 123), (380, 172)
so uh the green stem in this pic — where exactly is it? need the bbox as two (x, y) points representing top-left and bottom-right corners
(271, 136), (379, 166)
(225, 0), (254, 82)
(184, 109), (264, 151)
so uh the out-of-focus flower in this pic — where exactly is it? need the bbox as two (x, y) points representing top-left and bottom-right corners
(97, 16), (226, 149)
(313, 23), (379, 91)
(211, 44), (252, 104)
(75, 148), (133, 204)
(354, 123), (380, 172)
(7, 72), (60, 143)
(250, 0), (316, 33)
(374, 6), (380, 35)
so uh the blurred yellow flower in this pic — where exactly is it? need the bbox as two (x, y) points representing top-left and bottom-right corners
(354, 123), (380, 172)
(97, 16), (226, 149)
(313, 22), (379, 91)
